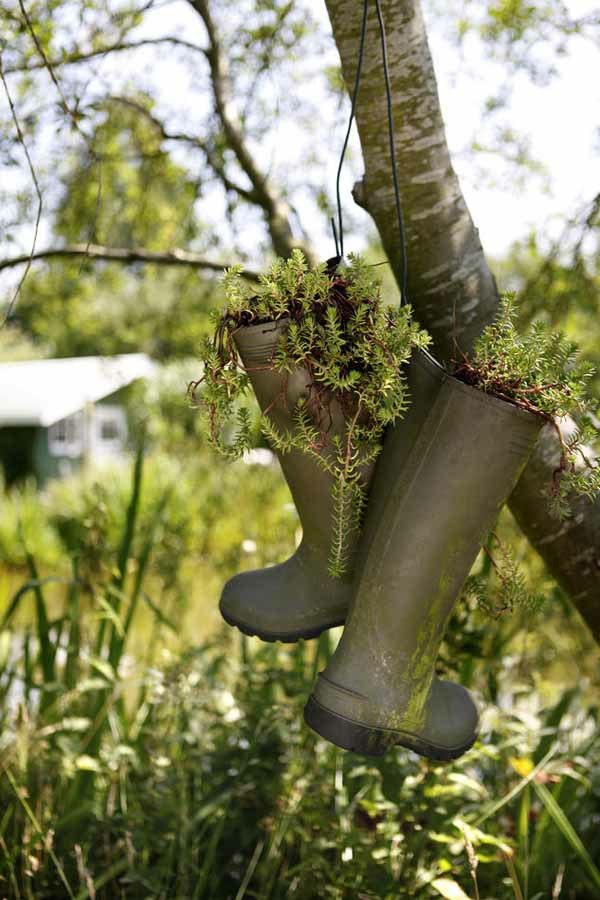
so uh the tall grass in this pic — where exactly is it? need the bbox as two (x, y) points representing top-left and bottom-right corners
(0, 450), (599, 898)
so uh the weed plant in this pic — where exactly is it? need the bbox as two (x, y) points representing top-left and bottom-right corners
(454, 296), (599, 616)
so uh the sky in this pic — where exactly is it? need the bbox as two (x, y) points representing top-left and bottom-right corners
(430, 8), (600, 257)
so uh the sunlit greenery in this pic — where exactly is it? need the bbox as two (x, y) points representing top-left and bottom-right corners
(1, 0), (599, 896)
(455, 295), (600, 517)
(1, 448), (599, 898)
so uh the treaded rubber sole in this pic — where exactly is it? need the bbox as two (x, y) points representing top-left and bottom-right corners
(220, 606), (345, 644)
(304, 695), (477, 761)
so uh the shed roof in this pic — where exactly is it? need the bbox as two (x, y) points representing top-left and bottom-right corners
(0, 354), (156, 427)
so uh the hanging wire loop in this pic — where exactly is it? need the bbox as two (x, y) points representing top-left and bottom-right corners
(335, 0), (369, 261)
(334, 0), (409, 306)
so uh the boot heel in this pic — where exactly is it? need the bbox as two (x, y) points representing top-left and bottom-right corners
(304, 695), (392, 756)
(304, 695), (478, 761)
(220, 603), (344, 643)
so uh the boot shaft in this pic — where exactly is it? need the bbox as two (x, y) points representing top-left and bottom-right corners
(233, 319), (379, 571)
(233, 319), (337, 560)
(314, 359), (543, 738)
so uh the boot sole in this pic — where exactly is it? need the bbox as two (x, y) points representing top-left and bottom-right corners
(304, 695), (477, 761)
(220, 607), (345, 643)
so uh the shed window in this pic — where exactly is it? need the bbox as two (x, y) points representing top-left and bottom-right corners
(95, 405), (126, 453)
(100, 418), (120, 441)
(48, 413), (83, 457)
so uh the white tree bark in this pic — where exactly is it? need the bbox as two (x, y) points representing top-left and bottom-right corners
(326, 0), (498, 358)
(325, 0), (600, 640)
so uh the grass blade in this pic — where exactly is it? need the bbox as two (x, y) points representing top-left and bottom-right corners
(139, 591), (177, 632)
(1, 577), (76, 631)
(64, 560), (81, 690)
(95, 441), (145, 657)
(116, 437), (145, 590)
(193, 813), (227, 899)
(21, 545), (55, 687)
(234, 840), (265, 900)
(0, 833), (20, 900)
(517, 784), (530, 900)
(2, 765), (75, 899)
(474, 744), (556, 827)
(533, 689), (576, 765)
(110, 484), (173, 668)
(533, 780), (600, 890)
(74, 856), (129, 900)
(502, 851), (525, 900)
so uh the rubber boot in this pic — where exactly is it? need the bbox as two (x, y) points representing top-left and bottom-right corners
(219, 322), (442, 642)
(305, 359), (544, 760)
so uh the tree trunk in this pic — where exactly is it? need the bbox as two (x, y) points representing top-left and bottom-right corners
(510, 425), (600, 638)
(324, 0), (600, 641)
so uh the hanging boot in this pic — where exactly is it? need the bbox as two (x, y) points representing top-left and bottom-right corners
(220, 323), (443, 643)
(304, 358), (544, 759)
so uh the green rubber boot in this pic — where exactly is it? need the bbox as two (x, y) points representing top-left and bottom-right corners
(305, 358), (543, 760)
(219, 323), (442, 642)
(220, 318), (353, 641)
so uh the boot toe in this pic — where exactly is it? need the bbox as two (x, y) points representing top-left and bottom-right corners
(219, 567), (275, 636)
(420, 679), (479, 755)
(219, 558), (349, 642)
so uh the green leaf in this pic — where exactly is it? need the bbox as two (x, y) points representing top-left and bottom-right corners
(88, 657), (116, 683)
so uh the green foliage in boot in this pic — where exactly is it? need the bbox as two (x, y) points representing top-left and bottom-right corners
(196, 250), (430, 577)
(454, 295), (599, 518)
(455, 295), (599, 617)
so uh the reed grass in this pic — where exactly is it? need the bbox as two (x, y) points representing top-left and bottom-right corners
(0, 449), (598, 899)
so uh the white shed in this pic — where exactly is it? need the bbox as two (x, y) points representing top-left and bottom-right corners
(0, 354), (155, 483)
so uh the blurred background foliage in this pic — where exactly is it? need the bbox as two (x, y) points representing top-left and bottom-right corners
(1, 0), (599, 896)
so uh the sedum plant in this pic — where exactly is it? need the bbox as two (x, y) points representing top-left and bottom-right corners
(453, 295), (600, 518)
(454, 296), (599, 617)
(195, 249), (430, 576)
(464, 533), (546, 619)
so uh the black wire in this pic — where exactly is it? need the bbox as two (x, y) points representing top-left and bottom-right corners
(334, 0), (409, 306)
(330, 216), (340, 258)
(374, 0), (408, 305)
(335, 0), (368, 260)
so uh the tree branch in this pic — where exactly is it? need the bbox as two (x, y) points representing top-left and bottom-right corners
(510, 426), (600, 638)
(186, 0), (307, 260)
(325, 0), (498, 360)
(16, 0), (102, 269)
(2, 37), (207, 75)
(0, 53), (42, 321)
(0, 244), (258, 278)
(103, 95), (259, 202)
